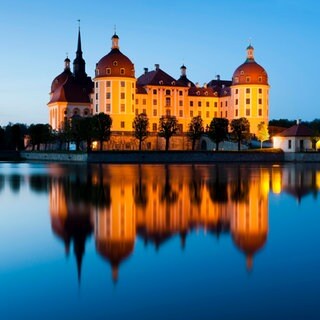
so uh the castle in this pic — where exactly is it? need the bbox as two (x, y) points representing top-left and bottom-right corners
(48, 28), (269, 150)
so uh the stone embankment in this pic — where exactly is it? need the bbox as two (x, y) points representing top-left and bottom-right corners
(16, 150), (320, 163)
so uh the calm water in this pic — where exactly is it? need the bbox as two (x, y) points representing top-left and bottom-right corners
(0, 162), (319, 319)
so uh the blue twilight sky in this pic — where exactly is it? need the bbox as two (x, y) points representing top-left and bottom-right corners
(0, 0), (319, 126)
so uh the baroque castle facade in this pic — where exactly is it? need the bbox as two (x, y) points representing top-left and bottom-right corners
(48, 29), (269, 150)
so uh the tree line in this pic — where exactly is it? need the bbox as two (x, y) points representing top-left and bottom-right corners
(1, 114), (319, 152)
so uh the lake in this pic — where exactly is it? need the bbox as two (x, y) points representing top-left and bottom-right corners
(0, 162), (319, 319)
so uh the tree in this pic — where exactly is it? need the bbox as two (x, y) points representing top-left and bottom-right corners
(71, 116), (95, 151)
(257, 122), (270, 148)
(132, 113), (149, 150)
(187, 116), (204, 150)
(158, 115), (179, 151)
(230, 117), (250, 151)
(58, 117), (73, 150)
(92, 113), (112, 151)
(207, 118), (229, 151)
(28, 123), (52, 151)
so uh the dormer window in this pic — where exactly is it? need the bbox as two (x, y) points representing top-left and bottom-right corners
(113, 61), (118, 66)
(246, 77), (250, 83)
(240, 71), (244, 75)
(96, 69), (100, 76)
(234, 77), (239, 83)
(196, 91), (200, 95)
(106, 68), (111, 75)
(120, 68), (125, 75)
(159, 80), (163, 85)
(171, 81), (175, 85)
(258, 76), (262, 82)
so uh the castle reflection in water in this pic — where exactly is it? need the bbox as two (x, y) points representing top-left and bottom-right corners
(41, 164), (320, 282)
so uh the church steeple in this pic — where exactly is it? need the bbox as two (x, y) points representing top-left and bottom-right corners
(73, 22), (87, 79)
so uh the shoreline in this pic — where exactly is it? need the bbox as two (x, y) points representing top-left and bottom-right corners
(15, 150), (320, 163)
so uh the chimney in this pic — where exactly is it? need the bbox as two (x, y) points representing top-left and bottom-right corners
(155, 64), (160, 70)
(144, 67), (148, 74)
(216, 74), (220, 81)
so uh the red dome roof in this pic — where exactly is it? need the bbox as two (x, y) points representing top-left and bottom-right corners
(96, 49), (135, 78)
(50, 68), (72, 93)
(232, 45), (268, 85)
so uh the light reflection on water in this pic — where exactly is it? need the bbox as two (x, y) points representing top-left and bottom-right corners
(0, 162), (319, 319)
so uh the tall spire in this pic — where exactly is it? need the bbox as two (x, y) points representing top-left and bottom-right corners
(73, 20), (86, 79)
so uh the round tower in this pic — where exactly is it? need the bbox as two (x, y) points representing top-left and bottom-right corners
(231, 45), (270, 135)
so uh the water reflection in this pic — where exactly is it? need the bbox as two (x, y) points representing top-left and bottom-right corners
(1, 163), (320, 284)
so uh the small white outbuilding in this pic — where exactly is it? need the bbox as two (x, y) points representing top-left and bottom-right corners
(273, 121), (316, 152)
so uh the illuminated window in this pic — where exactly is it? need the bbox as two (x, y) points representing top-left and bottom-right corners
(120, 81), (125, 87)
(136, 99), (138, 104)
(135, 109), (139, 115)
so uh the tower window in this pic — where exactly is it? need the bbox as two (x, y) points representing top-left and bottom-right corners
(206, 101), (209, 107)
(259, 98), (262, 104)
(120, 68), (125, 75)
(246, 98), (250, 104)
(106, 68), (111, 75)
(120, 81), (125, 87)
(95, 82), (98, 88)
(235, 99), (238, 105)
(121, 92), (125, 99)
(258, 76), (262, 82)
(106, 81), (111, 87)
(165, 89), (171, 95)
(235, 89), (239, 94)
(246, 109), (250, 116)
(120, 104), (125, 112)
(190, 111), (193, 117)
(240, 71), (244, 75)
(246, 77), (250, 83)
(235, 109), (238, 117)
(259, 88), (262, 94)
(120, 121), (125, 128)
(113, 61), (118, 66)
(106, 104), (111, 112)
(259, 109), (262, 116)
(246, 88), (250, 94)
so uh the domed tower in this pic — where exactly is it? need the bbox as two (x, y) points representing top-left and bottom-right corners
(48, 28), (93, 130)
(231, 45), (269, 135)
(94, 33), (136, 132)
